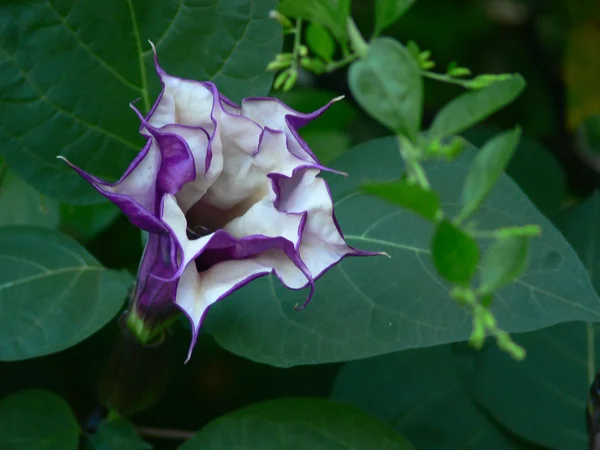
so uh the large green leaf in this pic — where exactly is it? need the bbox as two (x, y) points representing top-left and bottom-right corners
(205, 137), (599, 367)
(0, 169), (59, 227)
(0, 0), (281, 204)
(88, 419), (152, 450)
(461, 191), (600, 449)
(330, 346), (541, 449)
(0, 226), (133, 360)
(555, 191), (600, 292)
(60, 202), (120, 242)
(179, 398), (414, 449)
(462, 322), (594, 449)
(0, 390), (79, 450)
(348, 38), (422, 139)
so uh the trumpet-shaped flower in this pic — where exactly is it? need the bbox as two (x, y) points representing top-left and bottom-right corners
(60, 46), (376, 360)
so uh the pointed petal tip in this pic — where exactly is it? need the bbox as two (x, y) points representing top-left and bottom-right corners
(332, 95), (345, 103)
(293, 281), (315, 311)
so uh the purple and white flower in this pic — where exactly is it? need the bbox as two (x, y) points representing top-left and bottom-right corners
(60, 45), (376, 360)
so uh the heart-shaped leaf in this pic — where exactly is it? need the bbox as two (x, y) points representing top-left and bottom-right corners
(205, 137), (599, 367)
(331, 345), (540, 449)
(179, 398), (414, 449)
(349, 38), (422, 139)
(0, 390), (79, 450)
(0, 169), (59, 228)
(461, 322), (594, 449)
(0, 0), (281, 204)
(89, 419), (151, 450)
(0, 226), (133, 360)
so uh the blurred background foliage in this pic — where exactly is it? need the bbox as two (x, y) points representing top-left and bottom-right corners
(3, 0), (600, 447)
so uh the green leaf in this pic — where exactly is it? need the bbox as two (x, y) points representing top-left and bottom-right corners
(277, 0), (350, 44)
(89, 419), (152, 450)
(461, 322), (595, 449)
(462, 192), (600, 449)
(429, 76), (525, 140)
(459, 128), (521, 222)
(363, 179), (440, 221)
(432, 219), (479, 284)
(302, 130), (350, 165)
(556, 191), (600, 292)
(348, 37), (422, 139)
(480, 236), (530, 294)
(331, 346), (540, 449)
(60, 202), (120, 242)
(374, 0), (416, 35)
(578, 114), (600, 156)
(179, 398), (414, 450)
(0, 0), (281, 204)
(0, 390), (79, 450)
(305, 23), (335, 62)
(0, 169), (59, 228)
(0, 226), (133, 361)
(205, 137), (599, 367)
(463, 127), (566, 217)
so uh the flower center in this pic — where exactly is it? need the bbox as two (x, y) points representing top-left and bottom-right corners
(184, 189), (266, 239)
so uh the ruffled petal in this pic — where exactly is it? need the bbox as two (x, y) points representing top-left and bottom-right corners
(240, 96), (343, 163)
(271, 167), (365, 279)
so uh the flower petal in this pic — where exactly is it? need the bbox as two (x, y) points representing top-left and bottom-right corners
(59, 140), (165, 232)
(177, 244), (314, 362)
(240, 96), (344, 163)
(271, 167), (363, 279)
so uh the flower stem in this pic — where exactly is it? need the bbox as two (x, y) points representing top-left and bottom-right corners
(325, 53), (358, 72)
(136, 426), (195, 441)
(346, 17), (368, 58)
(125, 308), (168, 345)
(291, 18), (302, 71)
(398, 135), (431, 190)
(422, 71), (471, 88)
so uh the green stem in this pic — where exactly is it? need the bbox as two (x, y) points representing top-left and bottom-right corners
(346, 17), (368, 58)
(125, 308), (176, 346)
(137, 425), (195, 441)
(398, 135), (431, 190)
(325, 53), (358, 72)
(422, 71), (471, 88)
(291, 18), (303, 70)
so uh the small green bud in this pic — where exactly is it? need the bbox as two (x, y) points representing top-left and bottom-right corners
(268, 10), (293, 28)
(282, 69), (298, 92)
(469, 319), (486, 350)
(275, 53), (294, 62)
(274, 71), (289, 90)
(406, 41), (421, 62)
(419, 50), (432, 61)
(496, 224), (541, 238)
(266, 59), (291, 71)
(298, 45), (309, 57)
(421, 60), (435, 70)
(301, 57), (326, 74)
(448, 67), (471, 77)
(496, 331), (526, 360)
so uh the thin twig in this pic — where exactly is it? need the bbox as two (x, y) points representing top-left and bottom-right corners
(136, 426), (196, 441)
